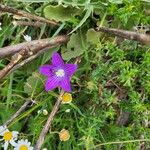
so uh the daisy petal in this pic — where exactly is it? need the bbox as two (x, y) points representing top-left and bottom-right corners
(45, 76), (59, 91)
(65, 64), (77, 77)
(30, 147), (34, 150)
(60, 77), (71, 92)
(39, 65), (54, 77)
(10, 140), (17, 146)
(52, 52), (64, 66)
(4, 141), (8, 150)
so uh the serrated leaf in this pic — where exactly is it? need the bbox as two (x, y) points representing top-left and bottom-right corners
(44, 4), (79, 22)
(61, 33), (84, 60)
(24, 72), (44, 96)
(86, 28), (100, 44)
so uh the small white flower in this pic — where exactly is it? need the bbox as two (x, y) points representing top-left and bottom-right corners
(12, 21), (17, 27)
(23, 35), (32, 42)
(13, 139), (33, 150)
(37, 110), (42, 114)
(0, 125), (18, 150)
(42, 109), (48, 116)
(65, 109), (71, 113)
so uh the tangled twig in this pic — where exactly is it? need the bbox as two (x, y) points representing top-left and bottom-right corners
(0, 35), (69, 80)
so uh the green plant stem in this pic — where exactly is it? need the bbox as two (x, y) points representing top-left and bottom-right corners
(6, 73), (13, 109)
(93, 139), (150, 148)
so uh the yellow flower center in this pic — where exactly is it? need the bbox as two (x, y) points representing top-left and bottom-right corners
(55, 69), (65, 77)
(3, 131), (13, 141)
(19, 145), (28, 150)
(59, 129), (70, 141)
(62, 93), (72, 103)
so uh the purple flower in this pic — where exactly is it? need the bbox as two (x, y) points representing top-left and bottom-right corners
(39, 52), (77, 92)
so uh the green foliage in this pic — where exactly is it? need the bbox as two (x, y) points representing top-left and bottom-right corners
(1, 0), (150, 150)
(44, 4), (80, 22)
(24, 72), (44, 96)
(86, 28), (100, 44)
(61, 32), (85, 60)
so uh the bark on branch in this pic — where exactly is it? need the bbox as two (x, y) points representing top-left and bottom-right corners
(3, 100), (33, 126)
(0, 4), (58, 26)
(96, 27), (150, 45)
(0, 35), (69, 58)
(13, 20), (44, 28)
(0, 35), (69, 80)
(34, 90), (64, 150)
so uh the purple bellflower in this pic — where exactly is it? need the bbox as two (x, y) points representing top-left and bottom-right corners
(39, 52), (77, 92)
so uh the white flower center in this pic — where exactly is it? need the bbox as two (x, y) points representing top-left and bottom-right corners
(55, 69), (65, 77)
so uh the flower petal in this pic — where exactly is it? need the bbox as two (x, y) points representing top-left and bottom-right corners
(60, 77), (71, 92)
(4, 141), (9, 150)
(52, 52), (64, 66)
(0, 126), (7, 135)
(65, 64), (77, 77)
(39, 65), (54, 77)
(45, 76), (59, 91)
(10, 140), (17, 146)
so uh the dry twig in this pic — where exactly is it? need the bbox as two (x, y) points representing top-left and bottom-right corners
(3, 100), (32, 126)
(0, 49), (28, 80)
(13, 20), (44, 28)
(96, 27), (150, 45)
(0, 35), (69, 58)
(0, 35), (69, 80)
(9, 46), (53, 74)
(34, 90), (64, 150)
(35, 59), (79, 150)
(0, 4), (58, 26)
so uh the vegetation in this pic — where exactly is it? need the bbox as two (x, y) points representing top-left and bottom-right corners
(0, 0), (150, 149)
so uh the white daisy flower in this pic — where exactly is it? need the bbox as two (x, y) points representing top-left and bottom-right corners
(23, 35), (32, 42)
(13, 139), (33, 150)
(0, 125), (18, 150)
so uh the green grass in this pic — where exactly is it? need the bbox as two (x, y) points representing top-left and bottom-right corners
(0, 0), (150, 149)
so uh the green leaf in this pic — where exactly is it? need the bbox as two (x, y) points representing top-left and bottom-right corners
(69, 5), (93, 34)
(44, 4), (79, 22)
(61, 33), (84, 60)
(86, 28), (100, 44)
(24, 72), (44, 96)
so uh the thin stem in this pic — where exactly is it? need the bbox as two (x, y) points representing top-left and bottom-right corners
(4, 100), (32, 126)
(94, 139), (150, 148)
